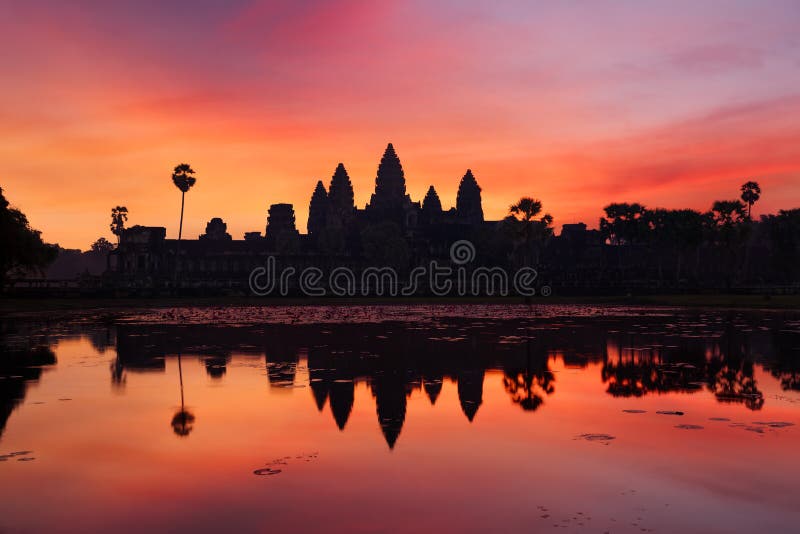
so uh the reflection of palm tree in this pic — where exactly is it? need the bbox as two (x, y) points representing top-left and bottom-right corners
(171, 352), (196, 437)
(709, 359), (764, 411)
(503, 369), (554, 411)
(171, 409), (195, 437)
(503, 339), (555, 411)
(110, 357), (126, 389)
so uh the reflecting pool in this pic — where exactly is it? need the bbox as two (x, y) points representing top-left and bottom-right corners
(1, 305), (799, 533)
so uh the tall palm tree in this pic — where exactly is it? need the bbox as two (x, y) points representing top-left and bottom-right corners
(109, 206), (128, 245)
(507, 197), (553, 266)
(171, 163), (196, 281)
(740, 181), (761, 219)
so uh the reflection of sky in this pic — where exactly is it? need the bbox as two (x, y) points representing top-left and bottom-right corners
(2, 1), (800, 248)
(1, 334), (799, 532)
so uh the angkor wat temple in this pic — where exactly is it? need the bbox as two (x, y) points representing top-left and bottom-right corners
(110, 143), (575, 293)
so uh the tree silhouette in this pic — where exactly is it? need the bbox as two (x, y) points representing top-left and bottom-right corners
(711, 200), (746, 227)
(510, 197), (543, 222)
(171, 163), (197, 282)
(0, 187), (57, 288)
(90, 237), (115, 253)
(644, 208), (705, 282)
(762, 208), (800, 283)
(600, 203), (648, 245)
(740, 181), (761, 219)
(709, 200), (748, 286)
(506, 197), (553, 266)
(109, 206), (128, 244)
(503, 363), (555, 411)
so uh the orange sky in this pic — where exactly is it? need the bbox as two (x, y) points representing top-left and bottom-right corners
(2, 0), (800, 249)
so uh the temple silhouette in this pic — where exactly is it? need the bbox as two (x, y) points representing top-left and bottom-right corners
(108, 143), (505, 292)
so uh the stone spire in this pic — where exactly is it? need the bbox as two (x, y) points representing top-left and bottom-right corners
(456, 169), (484, 224)
(328, 163), (355, 214)
(307, 180), (328, 236)
(369, 143), (407, 211)
(422, 185), (442, 213)
(421, 185), (443, 224)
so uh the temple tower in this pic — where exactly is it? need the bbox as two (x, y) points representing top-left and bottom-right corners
(456, 169), (484, 224)
(328, 163), (355, 225)
(421, 185), (443, 224)
(307, 180), (329, 236)
(265, 203), (299, 240)
(199, 217), (232, 241)
(367, 143), (411, 225)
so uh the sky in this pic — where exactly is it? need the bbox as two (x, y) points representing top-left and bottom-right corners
(1, 0), (799, 249)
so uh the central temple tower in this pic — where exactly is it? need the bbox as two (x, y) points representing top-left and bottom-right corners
(366, 143), (411, 224)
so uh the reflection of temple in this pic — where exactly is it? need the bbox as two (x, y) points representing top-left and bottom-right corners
(111, 321), (502, 449)
(371, 370), (409, 449)
(102, 314), (797, 449)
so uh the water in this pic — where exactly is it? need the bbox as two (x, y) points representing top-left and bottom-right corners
(1, 305), (799, 533)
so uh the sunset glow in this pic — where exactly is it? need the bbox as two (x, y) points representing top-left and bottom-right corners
(2, 0), (799, 249)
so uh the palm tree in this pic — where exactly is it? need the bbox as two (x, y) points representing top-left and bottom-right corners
(740, 181), (761, 219)
(711, 200), (748, 286)
(171, 163), (197, 281)
(509, 197), (543, 223)
(507, 197), (553, 266)
(711, 200), (746, 228)
(109, 206), (128, 245)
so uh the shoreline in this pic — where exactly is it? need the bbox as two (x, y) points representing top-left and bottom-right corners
(2, 293), (798, 317)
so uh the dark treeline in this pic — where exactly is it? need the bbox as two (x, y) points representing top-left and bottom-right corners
(0, 187), (57, 289)
(466, 180), (799, 292)
(582, 182), (800, 288)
